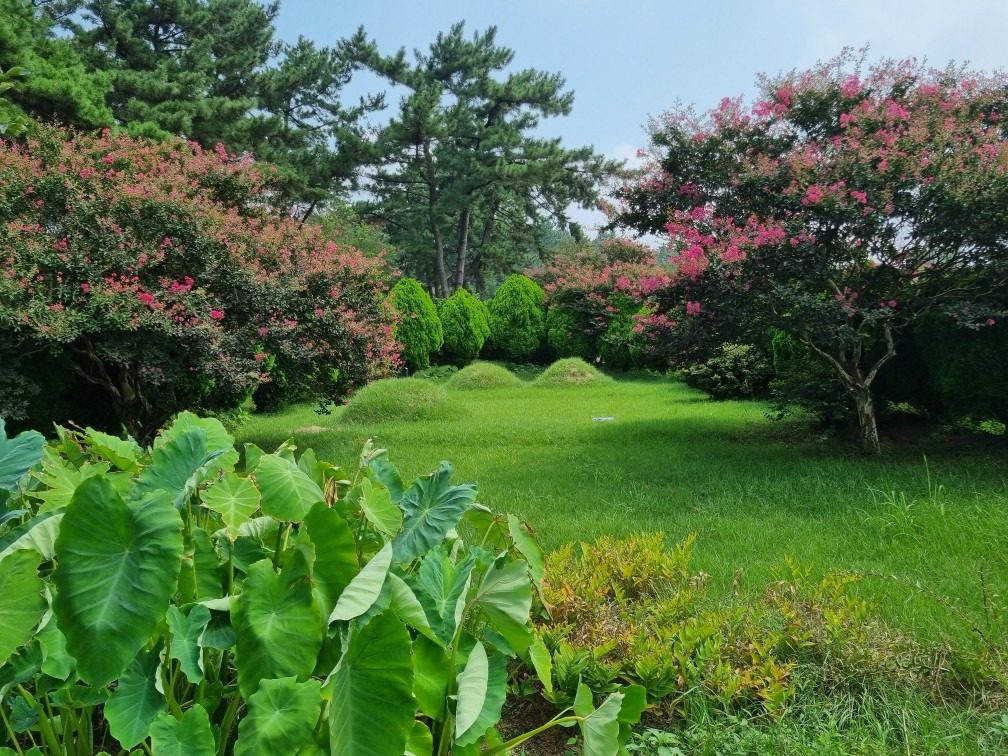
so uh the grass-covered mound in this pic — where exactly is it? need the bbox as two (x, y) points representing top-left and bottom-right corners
(341, 377), (451, 424)
(445, 361), (524, 390)
(534, 357), (612, 387)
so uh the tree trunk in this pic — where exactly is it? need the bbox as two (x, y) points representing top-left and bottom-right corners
(801, 324), (896, 456)
(431, 222), (449, 297)
(853, 387), (881, 455)
(452, 207), (471, 292)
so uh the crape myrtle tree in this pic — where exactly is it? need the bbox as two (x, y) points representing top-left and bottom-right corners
(356, 22), (622, 296)
(58, 0), (382, 210)
(616, 54), (1008, 453)
(0, 125), (397, 442)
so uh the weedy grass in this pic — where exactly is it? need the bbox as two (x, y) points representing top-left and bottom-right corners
(339, 376), (452, 424)
(534, 357), (613, 387)
(446, 361), (525, 390)
(237, 376), (1008, 647)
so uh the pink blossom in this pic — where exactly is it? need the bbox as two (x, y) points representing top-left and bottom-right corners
(138, 291), (155, 305)
(885, 100), (910, 120)
(804, 185), (825, 204)
(689, 206), (706, 221)
(254, 351), (268, 361)
(80, 282), (91, 294)
(685, 300), (701, 316)
(987, 318), (997, 326)
(209, 309), (225, 321)
(79, 167), (94, 179)
(840, 75), (862, 99)
(850, 190), (868, 204)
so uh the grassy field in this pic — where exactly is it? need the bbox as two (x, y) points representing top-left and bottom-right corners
(234, 372), (1008, 648)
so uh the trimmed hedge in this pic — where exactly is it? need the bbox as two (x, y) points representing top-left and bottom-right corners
(437, 288), (490, 365)
(487, 274), (546, 361)
(389, 277), (443, 371)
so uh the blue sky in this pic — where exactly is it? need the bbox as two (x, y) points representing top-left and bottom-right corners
(274, 1), (1008, 232)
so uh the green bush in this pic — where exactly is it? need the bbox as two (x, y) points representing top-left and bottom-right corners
(389, 277), (443, 370)
(534, 357), (612, 387)
(446, 362), (524, 390)
(0, 416), (644, 754)
(437, 288), (490, 365)
(487, 274), (546, 360)
(915, 314), (1008, 424)
(546, 304), (594, 359)
(681, 343), (772, 400)
(768, 330), (850, 425)
(340, 377), (451, 424)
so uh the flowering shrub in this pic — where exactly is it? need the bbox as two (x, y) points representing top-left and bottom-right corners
(388, 277), (443, 370)
(436, 287), (490, 365)
(487, 274), (546, 360)
(532, 250), (670, 368)
(0, 125), (397, 441)
(616, 55), (1008, 451)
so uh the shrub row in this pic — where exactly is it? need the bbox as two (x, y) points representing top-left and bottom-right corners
(387, 274), (548, 373)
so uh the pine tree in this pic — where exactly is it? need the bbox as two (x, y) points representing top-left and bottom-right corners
(358, 22), (621, 296)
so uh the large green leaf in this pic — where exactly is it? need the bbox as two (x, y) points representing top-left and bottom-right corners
(507, 515), (544, 585)
(255, 454), (324, 522)
(367, 454), (405, 503)
(413, 549), (475, 645)
(84, 428), (142, 473)
(105, 646), (165, 749)
(53, 476), (183, 686)
(30, 447), (111, 513)
(527, 635), (553, 696)
(135, 428), (223, 508)
(327, 611), (415, 756)
(405, 721), (433, 756)
(156, 412), (239, 475)
(389, 573), (439, 644)
(0, 511), (62, 563)
(178, 527), (223, 604)
(575, 684), (624, 756)
(37, 614), (73, 680)
(234, 676), (322, 756)
(455, 641), (488, 738)
(166, 605), (211, 684)
(392, 462), (477, 564)
(0, 419), (44, 492)
(233, 557), (324, 697)
(201, 473), (260, 539)
(412, 635), (449, 720)
(454, 649), (508, 747)
(359, 478), (402, 536)
(472, 560), (533, 653)
(148, 705), (216, 756)
(0, 550), (45, 666)
(328, 542), (392, 624)
(303, 503), (358, 615)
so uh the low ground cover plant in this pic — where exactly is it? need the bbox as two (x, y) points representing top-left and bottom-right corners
(0, 416), (645, 754)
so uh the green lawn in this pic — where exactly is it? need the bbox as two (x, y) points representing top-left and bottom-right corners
(234, 374), (1008, 647)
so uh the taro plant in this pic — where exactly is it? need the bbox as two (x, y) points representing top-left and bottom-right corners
(0, 415), (643, 755)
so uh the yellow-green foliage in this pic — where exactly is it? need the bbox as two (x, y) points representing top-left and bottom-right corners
(341, 378), (451, 424)
(534, 357), (612, 387)
(535, 533), (924, 719)
(445, 362), (523, 390)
